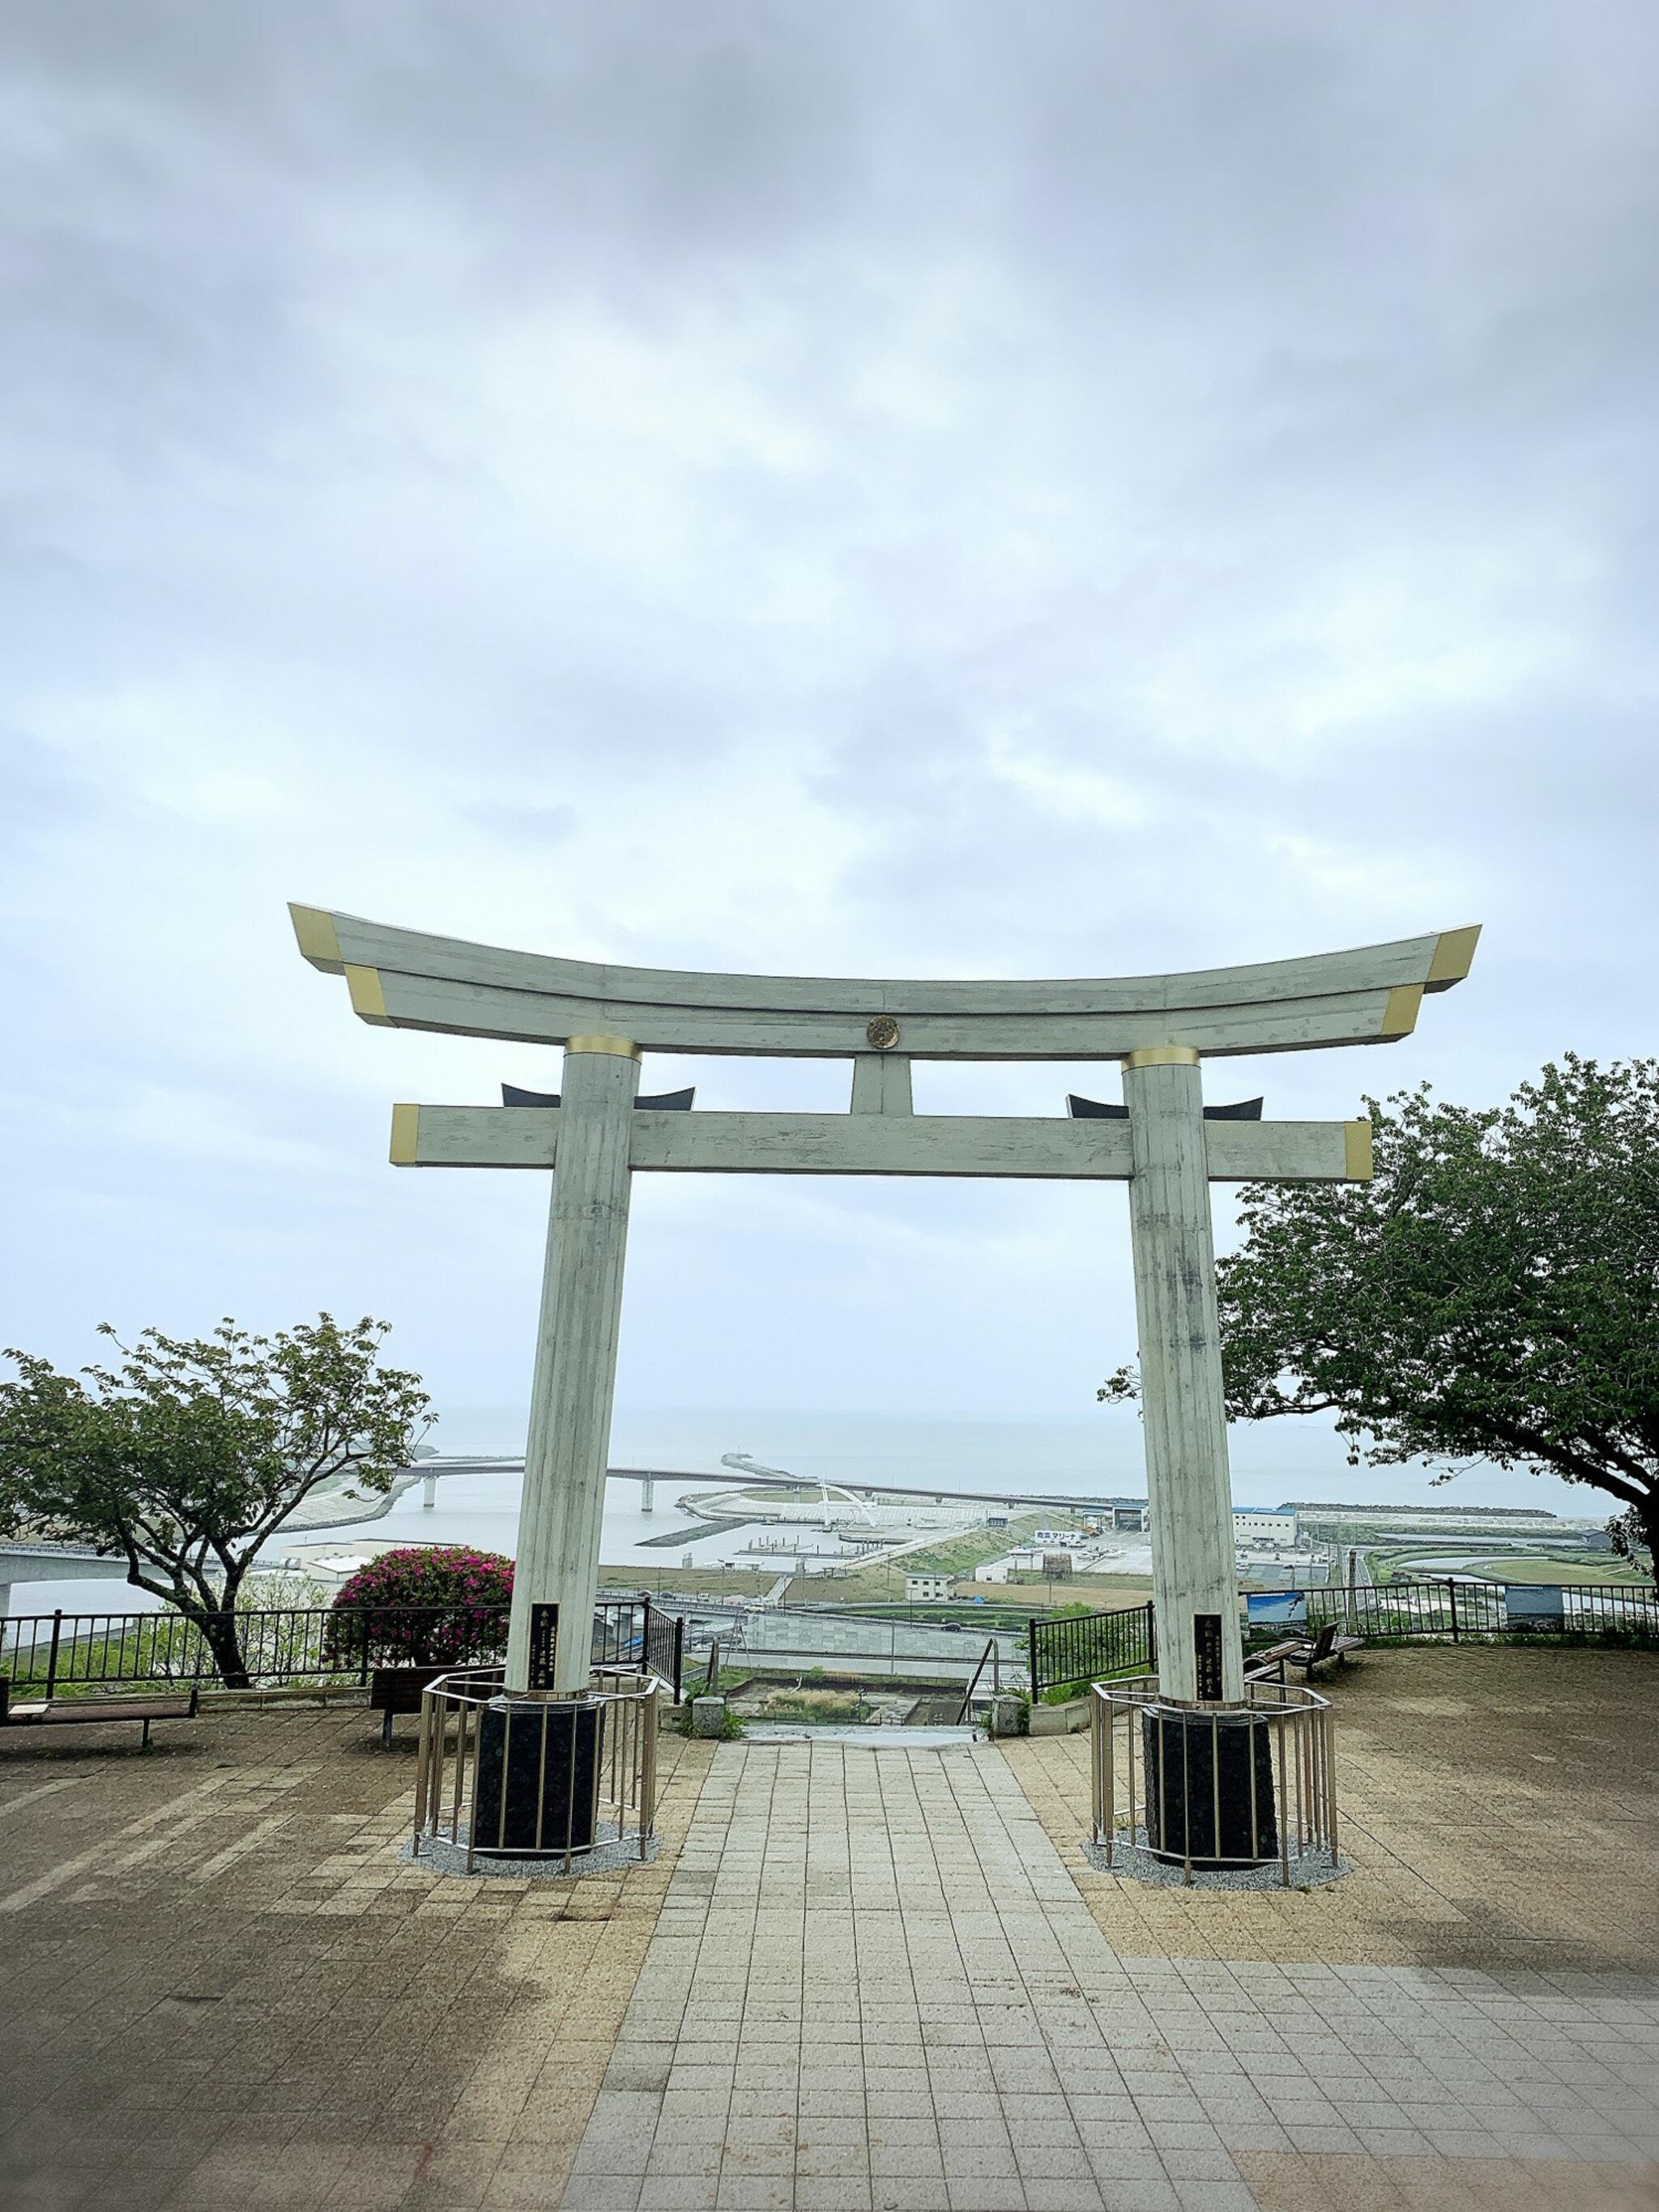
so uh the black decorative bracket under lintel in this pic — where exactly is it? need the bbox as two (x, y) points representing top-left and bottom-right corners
(502, 1083), (696, 1112)
(1066, 1094), (1264, 1122)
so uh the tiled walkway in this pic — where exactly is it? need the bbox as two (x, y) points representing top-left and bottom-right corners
(564, 1740), (1659, 2212)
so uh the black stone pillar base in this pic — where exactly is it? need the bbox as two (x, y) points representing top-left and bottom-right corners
(1141, 1707), (1277, 1869)
(472, 1697), (605, 1856)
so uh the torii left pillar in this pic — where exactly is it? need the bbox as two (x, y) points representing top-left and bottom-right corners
(505, 1036), (640, 1694)
(471, 1035), (638, 1858)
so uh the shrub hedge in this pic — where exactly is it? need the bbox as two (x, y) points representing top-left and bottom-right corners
(323, 1544), (514, 1667)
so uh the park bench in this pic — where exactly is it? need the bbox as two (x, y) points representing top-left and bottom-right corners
(1244, 1622), (1363, 1683)
(369, 1665), (452, 1747)
(0, 1678), (199, 1748)
(1243, 1641), (1298, 1684)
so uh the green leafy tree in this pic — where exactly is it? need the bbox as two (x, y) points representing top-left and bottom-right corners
(0, 1316), (431, 1685)
(1099, 1057), (1659, 1596)
(1607, 1504), (1653, 1574)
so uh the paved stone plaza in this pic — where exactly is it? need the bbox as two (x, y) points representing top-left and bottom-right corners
(1, 1648), (1655, 2210)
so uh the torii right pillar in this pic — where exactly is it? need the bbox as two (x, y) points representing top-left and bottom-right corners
(1124, 1044), (1243, 1700)
(1124, 1043), (1263, 1863)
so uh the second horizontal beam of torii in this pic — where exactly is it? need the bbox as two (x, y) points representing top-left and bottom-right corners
(390, 1103), (1373, 1183)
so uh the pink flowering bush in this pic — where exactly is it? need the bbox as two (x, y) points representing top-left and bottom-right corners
(324, 1545), (514, 1668)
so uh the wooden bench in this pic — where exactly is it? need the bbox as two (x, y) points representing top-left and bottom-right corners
(0, 1678), (200, 1748)
(1245, 1622), (1363, 1682)
(369, 1665), (452, 1747)
(1242, 1639), (1300, 1685)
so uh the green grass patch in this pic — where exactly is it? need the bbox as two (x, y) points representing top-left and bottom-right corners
(596, 1563), (779, 1597)
(897, 1512), (1049, 1577)
(1461, 1554), (1648, 1584)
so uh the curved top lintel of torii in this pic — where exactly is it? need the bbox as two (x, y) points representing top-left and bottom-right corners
(288, 904), (1479, 1063)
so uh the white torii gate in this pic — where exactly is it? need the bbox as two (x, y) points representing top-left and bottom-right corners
(292, 905), (1477, 1712)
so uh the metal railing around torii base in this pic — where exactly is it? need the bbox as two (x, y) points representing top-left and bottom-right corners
(412, 1665), (661, 1874)
(1091, 1675), (1337, 1886)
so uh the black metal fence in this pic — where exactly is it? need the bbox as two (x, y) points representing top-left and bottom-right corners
(591, 1595), (685, 1700)
(644, 1605), (685, 1698)
(1292, 1579), (1658, 1645)
(0, 1594), (684, 1702)
(1030, 1578), (1657, 1694)
(1029, 1602), (1156, 1694)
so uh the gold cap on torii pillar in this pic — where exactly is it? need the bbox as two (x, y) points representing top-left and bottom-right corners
(1124, 1046), (1201, 1069)
(563, 1036), (641, 1059)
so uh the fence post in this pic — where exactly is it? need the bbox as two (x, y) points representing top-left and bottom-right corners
(672, 1614), (684, 1704)
(1027, 1616), (1039, 1696)
(1145, 1600), (1156, 1673)
(46, 1609), (63, 1698)
(358, 1610), (370, 1685)
(1448, 1579), (1460, 1643)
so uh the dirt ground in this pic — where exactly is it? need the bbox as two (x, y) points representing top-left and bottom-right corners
(1005, 1643), (1659, 1974)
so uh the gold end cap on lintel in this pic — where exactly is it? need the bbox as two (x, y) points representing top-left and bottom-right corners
(343, 964), (388, 1021)
(390, 1104), (420, 1166)
(1379, 982), (1423, 1039)
(1426, 924), (1482, 990)
(289, 902), (343, 973)
(564, 1034), (641, 1060)
(1124, 1045), (1201, 1069)
(1344, 1119), (1375, 1181)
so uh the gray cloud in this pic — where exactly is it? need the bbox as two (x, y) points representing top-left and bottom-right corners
(2, 1), (1655, 1445)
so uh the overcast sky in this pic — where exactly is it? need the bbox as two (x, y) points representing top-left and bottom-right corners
(3, 3), (1655, 1485)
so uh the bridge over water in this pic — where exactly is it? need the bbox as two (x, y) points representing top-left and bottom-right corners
(408, 1455), (1145, 1518)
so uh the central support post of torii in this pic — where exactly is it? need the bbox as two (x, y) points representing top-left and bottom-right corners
(292, 901), (1477, 1868)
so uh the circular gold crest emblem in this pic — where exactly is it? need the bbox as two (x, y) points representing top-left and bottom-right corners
(865, 1015), (902, 1051)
